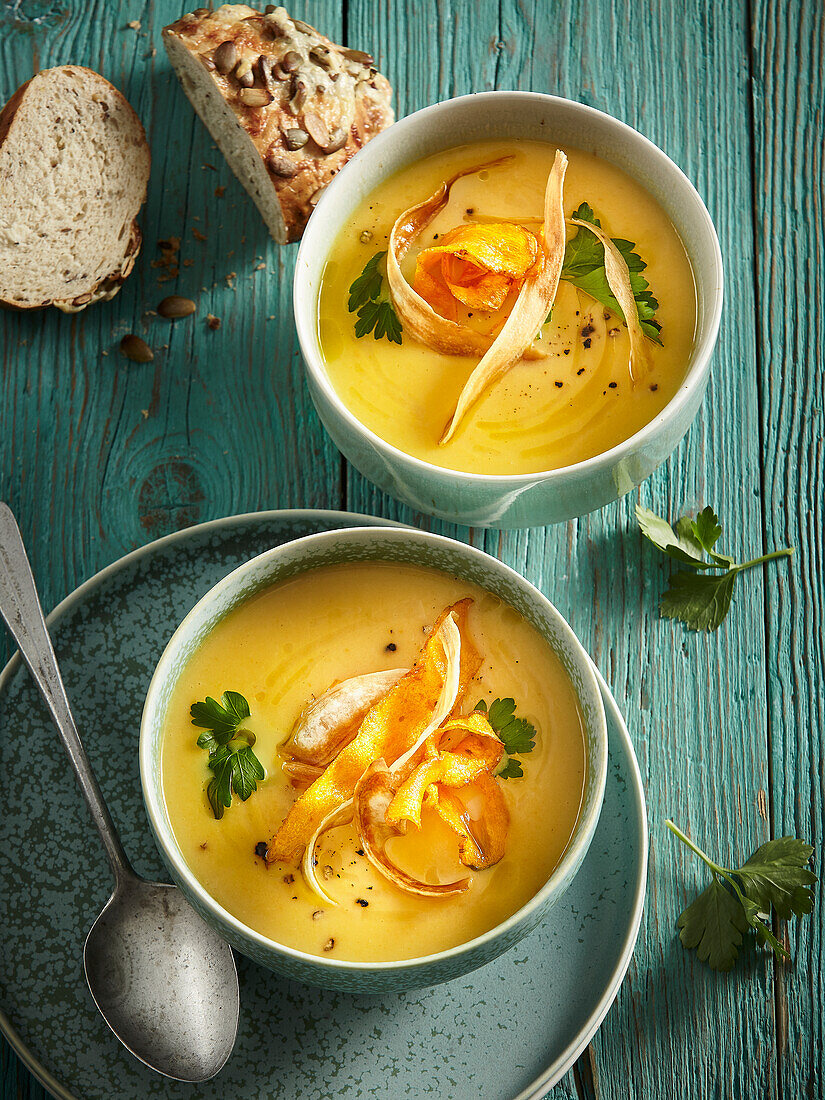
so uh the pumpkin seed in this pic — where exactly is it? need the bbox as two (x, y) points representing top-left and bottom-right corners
(267, 153), (297, 178)
(323, 127), (347, 154)
(240, 87), (273, 107)
(213, 40), (237, 74)
(292, 18), (314, 33)
(120, 334), (154, 362)
(282, 50), (301, 71)
(201, 55), (216, 71)
(157, 295), (196, 319)
(284, 127), (309, 149)
(341, 48), (374, 65)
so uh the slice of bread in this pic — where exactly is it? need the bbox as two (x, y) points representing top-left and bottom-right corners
(163, 5), (393, 243)
(0, 66), (151, 312)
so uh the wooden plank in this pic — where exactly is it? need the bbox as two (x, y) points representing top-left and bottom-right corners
(345, 1), (775, 1098)
(750, 2), (825, 1095)
(0, 2), (344, 1095)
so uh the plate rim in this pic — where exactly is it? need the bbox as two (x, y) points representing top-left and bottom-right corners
(0, 507), (648, 1100)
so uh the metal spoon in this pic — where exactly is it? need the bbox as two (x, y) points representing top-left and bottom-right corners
(0, 503), (240, 1082)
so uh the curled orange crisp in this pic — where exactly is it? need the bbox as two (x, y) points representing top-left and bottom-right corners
(266, 599), (480, 866)
(350, 710), (509, 898)
(414, 223), (543, 321)
(385, 712), (505, 829)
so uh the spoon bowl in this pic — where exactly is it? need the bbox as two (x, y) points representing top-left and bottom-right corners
(84, 878), (239, 1082)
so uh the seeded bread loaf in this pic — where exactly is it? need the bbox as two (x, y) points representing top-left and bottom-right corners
(0, 66), (150, 312)
(162, 4), (393, 243)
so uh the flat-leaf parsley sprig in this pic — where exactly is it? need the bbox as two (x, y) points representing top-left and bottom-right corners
(191, 690), (265, 819)
(636, 502), (794, 631)
(348, 251), (403, 344)
(561, 202), (662, 344)
(475, 697), (536, 779)
(667, 820), (816, 971)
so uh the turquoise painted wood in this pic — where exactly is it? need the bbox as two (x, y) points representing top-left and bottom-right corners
(0, 1), (821, 1097)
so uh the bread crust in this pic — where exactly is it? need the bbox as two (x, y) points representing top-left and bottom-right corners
(0, 66), (150, 312)
(163, 5), (393, 242)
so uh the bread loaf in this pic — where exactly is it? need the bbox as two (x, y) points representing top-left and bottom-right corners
(0, 66), (151, 312)
(163, 5), (393, 243)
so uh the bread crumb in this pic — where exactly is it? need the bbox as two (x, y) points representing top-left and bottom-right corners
(183, 259), (194, 267)
(192, 228), (207, 242)
(206, 314), (221, 330)
(141, 409), (149, 419)
(225, 271), (236, 288)
(256, 262), (266, 270)
(215, 186), (226, 198)
(152, 237), (181, 283)
(126, 19), (140, 30)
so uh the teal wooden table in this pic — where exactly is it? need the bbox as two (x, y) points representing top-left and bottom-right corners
(1, 1), (822, 1097)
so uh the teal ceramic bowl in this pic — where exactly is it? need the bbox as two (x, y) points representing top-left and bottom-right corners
(294, 91), (723, 528)
(140, 527), (607, 993)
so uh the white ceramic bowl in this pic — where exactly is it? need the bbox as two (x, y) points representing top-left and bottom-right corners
(294, 91), (723, 528)
(140, 526), (608, 992)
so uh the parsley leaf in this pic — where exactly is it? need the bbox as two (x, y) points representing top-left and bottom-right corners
(677, 877), (750, 972)
(659, 570), (738, 632)
(475, 697), (536, 779)
(561, 203), (662, 344)
(636, 502), (793, 631)
(667, 820), (816, 971)
(736, 837), (817, 920)
(192, 691), (265, 819)
(348, 251), (403, 344)
(496, 757), (524, 779)
(348, 251), (385, 311)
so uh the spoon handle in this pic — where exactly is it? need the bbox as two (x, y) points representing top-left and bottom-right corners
(0, 502), (135, 884)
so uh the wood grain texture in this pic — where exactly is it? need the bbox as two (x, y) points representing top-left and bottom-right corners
(750, 1), (825, 1096)
(1, 0), (822, 1098)
(345, 2), (778, 1094)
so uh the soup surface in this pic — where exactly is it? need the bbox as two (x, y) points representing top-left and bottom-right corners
(161, 562), (586, 962)
(318, 139), (696, 475)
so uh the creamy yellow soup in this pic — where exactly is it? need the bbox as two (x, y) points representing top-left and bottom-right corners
(161, 563), (586, 962)
(318, 139), (696, 475)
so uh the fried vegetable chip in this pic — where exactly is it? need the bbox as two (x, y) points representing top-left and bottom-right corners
(353, 762), (470, 897)
(441, 149), (569, 443)
(414, 223), (542, 320)
(386, 158), (548, 361)
(267, 601), (477, 867)
(285, 667), (407, 767)
(569, 215), (651, 382)
(385, 712), (504, 829)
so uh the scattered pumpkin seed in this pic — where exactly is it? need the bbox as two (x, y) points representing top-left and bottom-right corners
(120, 334), (153, 362)
(282, 50), (301, 72)
(157, 295), (196, 319)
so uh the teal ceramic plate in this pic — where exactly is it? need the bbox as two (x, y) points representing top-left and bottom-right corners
(0, 510), (647, 1100)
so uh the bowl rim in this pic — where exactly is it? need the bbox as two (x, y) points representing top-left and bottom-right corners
(295, 89), (724, 487)
(140, 524), (609, 974)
